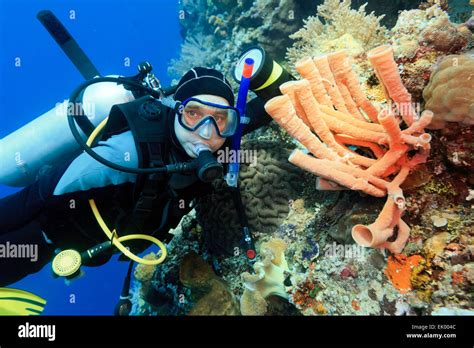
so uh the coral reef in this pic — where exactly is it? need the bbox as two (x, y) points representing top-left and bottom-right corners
(170, 0), (321, 81)
(196, 140), (305, 256)
(438, 123), (474, 174)
(129, 0), (474, 318)
(168, 34), (216, 78)
(286, 0), (388, 68)
(265, 45), (433, 254)
(179, 251), (240, 315)
(240, 238), (290, 315)
(134, 253), (159, 298)
(423, 54), (474, 129)
(378, 4), (472, 102)
(420, 16), (471, 53)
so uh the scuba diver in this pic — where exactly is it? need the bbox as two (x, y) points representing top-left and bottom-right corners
(0, 65), (276, 286)
(0, 11), (295, 315)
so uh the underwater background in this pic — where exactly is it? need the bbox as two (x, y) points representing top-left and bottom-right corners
(1, 0), (473, 316)
(0, 0), (181, 314)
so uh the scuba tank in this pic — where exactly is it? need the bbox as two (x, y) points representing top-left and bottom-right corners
(0, 10), (136, 187)
(0, 80), (135, 187)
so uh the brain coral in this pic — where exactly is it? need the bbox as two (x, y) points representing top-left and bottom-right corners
(423, 54), (474, 129)
(196, 141), (305, 256)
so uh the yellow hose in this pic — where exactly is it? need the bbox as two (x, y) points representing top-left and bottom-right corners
(86, 117), (167, 265)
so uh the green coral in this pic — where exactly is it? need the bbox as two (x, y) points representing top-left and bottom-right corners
(411, 255), (434, 302)
(421, 179), (456, 196)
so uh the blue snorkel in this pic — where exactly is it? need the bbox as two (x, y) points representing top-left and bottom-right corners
(225, 58), (257, 263)
(226, 58), (254, 187)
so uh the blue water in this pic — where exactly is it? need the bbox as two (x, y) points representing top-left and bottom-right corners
(0, 0), (181, 315)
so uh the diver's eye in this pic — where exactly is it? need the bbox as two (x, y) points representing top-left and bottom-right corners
(214, 113), (227, 123)
(186, 110), (200, 118)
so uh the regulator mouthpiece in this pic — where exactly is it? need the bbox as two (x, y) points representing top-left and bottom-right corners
(195, 147), (223, 182)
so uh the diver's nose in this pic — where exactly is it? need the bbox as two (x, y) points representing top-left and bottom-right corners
(198, 119), (213, 140)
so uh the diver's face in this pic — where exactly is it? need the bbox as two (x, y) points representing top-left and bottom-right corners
(175, 94), (228, 158)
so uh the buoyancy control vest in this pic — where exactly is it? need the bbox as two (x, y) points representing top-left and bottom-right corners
(41, 95), (215, 259)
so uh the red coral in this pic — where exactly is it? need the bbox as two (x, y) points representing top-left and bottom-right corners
(451, 271), (466, 285)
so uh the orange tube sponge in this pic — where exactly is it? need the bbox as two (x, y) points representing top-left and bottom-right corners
(289, 150), (385, 197)
(327, 50), (379, 123)
(279, 81), (311, 128)
(293, 80), (355, 159)
(315, 158), (390, 192)
(293, 84), (381, 168)
(295, 57), (332, 107)
(334, 134), (385, 159)
(264, 95), (339, 161)
(378, 109), (402, 146)
(403, 110), (434, 135)
(331, 74), (363, 119)
(352, 197), (409, 254)
(366, 143), (408, 177)
(313, 55), (348, 113)
(264, 46), (433, 255)
(368, 45), (417, 126)
(319, 112), (387, 143)
(383, 218), (410, 254)
(320, 105), (384, 133)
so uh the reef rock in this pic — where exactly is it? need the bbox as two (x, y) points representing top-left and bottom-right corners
(134, 253), (159, 297)
(179, 251), (240, 315)
(420, 15), (471, 54)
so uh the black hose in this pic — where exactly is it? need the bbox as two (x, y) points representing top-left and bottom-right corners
(67, 76), (192, 174)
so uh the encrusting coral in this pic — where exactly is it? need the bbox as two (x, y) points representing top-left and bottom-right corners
(134, 253), (159, 297)
(264, 45), (433, 254)
(179, 251), (240, 315)
(391, 4), (471, 58)
(423, 54), (474, 129)
(240, 238), (289, 315)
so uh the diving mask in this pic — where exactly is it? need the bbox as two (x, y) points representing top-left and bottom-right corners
(177, 97), (239, 138)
